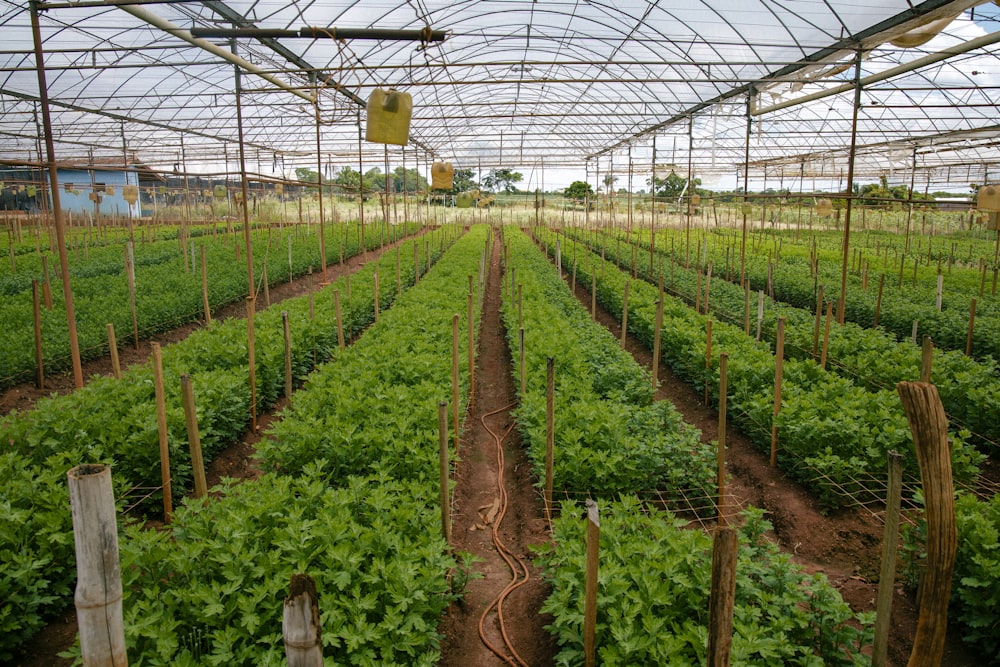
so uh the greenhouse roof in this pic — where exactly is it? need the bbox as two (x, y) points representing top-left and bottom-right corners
(1, 0), (999, 189)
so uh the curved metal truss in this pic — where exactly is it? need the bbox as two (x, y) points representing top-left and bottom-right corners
(1, 0), (999, 190)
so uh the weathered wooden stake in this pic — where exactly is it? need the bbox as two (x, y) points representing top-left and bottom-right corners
(151, 342), (172, 522)
(519, 327), (526, 397)
(820, 301), (833, 370)
(812, 284), (824, 358)
(246, 297), (258, 433)
(180, 374), (208, 499)
(717, 352), (728, 525)
(106, 323), (121, 380)
(68, 464), (128, 667)
(707, 527), (737, 666)
(770, 317), (785, 467)
(200, 245), (211, 324)
(282, 311), (293, 399)
(373, 271), (380, 322)
(583, 499), (600, 667)
(283, 574), (323, 667)
(965, 298), (976, 356)
(545, 357), (555, 526)
(755, 290), (764, 341)
(620, 280), (630, 348)
(874, 273), (885, 327)
(451, 313), (460, 449)
(920, 336), (933, 383)
(438, 401), (450, 542)
(872, 450), (903, 667)
(743, 280), (750, 335)
(897, 382), (957, 667)
(704, 319), (713, 406)
(651, 295), (664, 391)
(334, 290), (345, 350)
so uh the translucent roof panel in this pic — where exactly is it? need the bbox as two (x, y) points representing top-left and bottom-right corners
(0, 0), (997, 188)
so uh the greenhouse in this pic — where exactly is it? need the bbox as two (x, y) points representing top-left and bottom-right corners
(1, 0), (999, 665)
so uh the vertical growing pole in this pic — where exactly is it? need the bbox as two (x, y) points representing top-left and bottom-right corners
(67, 464), (127, 667)
(717, 353), (728, 525)
(334, 290), (345, 350)
(180, 374), (208, 499)
(651, 295), (664, 391)
(438, 401), (450, 542)
(282, 312), (293, 399)
(620, 280), (630, 348)
(897, 382), (957, 667)
(451, 314), (460, 450)
(106, 323), (121, 380)
(545, 357), (555, 525)
(707, 527), (737, 667)
(200, 245), (211, 324)
(872, 451), (903, 667)
(151, 342), (172, 522)
(770, 317), (785, 467)
(583, 499), (600, 667)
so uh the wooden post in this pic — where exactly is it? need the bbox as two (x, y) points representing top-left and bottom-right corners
(770, 317), (785, 467)
(106, 323), (121, 380)
(704, 261), (712, 314)
(812, 285), (824, 358)
(572, 258), (577, 293)
(438, 401), (450, 542)
(912, 320), (919, 345)
(695, 270), (702, 313)
(200, 245), (211, 324)
(41, 253), (53, 309)
(896, 382), (957, 667)
(180, 374), (208, 499)
(246, 297), (258, 433)
(704, 319), (713, 406)
(820, 301), (833, 370)
(965, 298), (976, 357)
(583, 498), (600, 667)
(920, 336), (933, 383)
(262, 263), (270, 307)
(67, 464), (128, 667)
(334, 290), (345, 350)
(591, 272), (597, 319)
(707, 527), (737, 667)
(717, 353), (728, 525)
(755, 291), (764, 341)
(519, 327), (526, 397)
(283, 574), (323, 667)
(651, 296), (663, 391)
(151, 342), (173, 523)
(414, 242), (420, 283)
(32, 280), (44, 389)
(935, 274), (943, 311)
(874, 273), (885, 328)
(452, 314), (459, 449)
(743, 280), (750, 336)
(872, 451), (904, 667)
(282, 312), (293, 399)
(620, 280), (630, 348)
(468, 285), (475, 389)
(545, 357), (555, 525)
(373, 271), (380, 322)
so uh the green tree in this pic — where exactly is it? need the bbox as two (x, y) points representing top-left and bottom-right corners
(649, 172), (699, 199)
(482, 168), (523, 194)
(452, 168), (478, 193)
(390, 166), (428, 193)
(564, 180), (595, 203)
(333, 166), (360, 194)
(363, 167), (385, 193)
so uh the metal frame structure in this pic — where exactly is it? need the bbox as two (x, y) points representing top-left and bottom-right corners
(0, 0), (998, 190)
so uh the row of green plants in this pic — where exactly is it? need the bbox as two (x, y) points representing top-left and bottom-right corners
(502, 231), (873, 663)
(0, 220), (420, 389)
(502, 227), (715, 500)
(0, 230), (447, 661)
(550, 227), (1000, 661)
(583, 226), (1000, 450)
(540, 228), (983, 509)
(87, 226), (490, 665)
(651, 225), (1000, 358)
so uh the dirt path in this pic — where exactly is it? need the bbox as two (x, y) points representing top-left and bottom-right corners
(1, 233), (426, 417)
(569, 270), (981, 666)
(438, 231), (557, 666)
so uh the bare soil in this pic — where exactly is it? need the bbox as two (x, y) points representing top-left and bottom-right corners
(438, 233), (557, 666)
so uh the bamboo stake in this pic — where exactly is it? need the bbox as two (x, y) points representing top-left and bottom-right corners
(652, 295), (663, 391)
(545, 357), (555, 526)
(717, 353), (728, 526)
(872, 451), (903, 667)
(707, 527), (737, 666)
(438, 401), (450, 542)
(770, 317), (785, 467)
(743, 280), (750, 335)
(583, 499), (600, 667)
(467, 290), (475, 390)
(820, 301), (833, 370)
(180, 374), (208, 499)
(920, 336), (933, 383)
(151, 342), (173, 522)
(282, 312), (293, 399)
(283, 574), (323, 667)
(67, 464), (127, 667)
(200, 245), (211, 324)
(451, 314), (459, 449)
(897, 382), (957, 667)
(704, 319), (713, 406)
(620, 280), (630, 348)
(965, 298), (976, 356)
(106, 322), (120, 380)
(32, 280), (44, 389)
(334, 290), (345, 350)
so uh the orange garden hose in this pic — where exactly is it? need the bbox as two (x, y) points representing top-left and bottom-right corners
(477, 402), (531, 667)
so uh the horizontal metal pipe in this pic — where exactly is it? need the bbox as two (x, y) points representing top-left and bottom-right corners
(189, 27), (447, 42)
